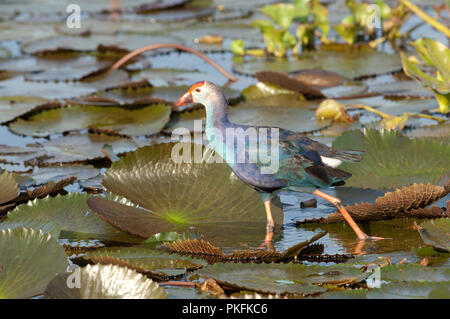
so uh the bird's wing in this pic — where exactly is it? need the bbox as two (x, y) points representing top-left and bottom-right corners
(282, 131), (363, 163)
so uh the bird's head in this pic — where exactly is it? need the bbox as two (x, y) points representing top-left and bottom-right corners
(177, 81), (225, 110)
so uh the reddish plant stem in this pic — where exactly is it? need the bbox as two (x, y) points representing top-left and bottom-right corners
(111, 43), (238, 82)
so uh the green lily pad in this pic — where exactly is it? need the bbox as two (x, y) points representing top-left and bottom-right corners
(233, 50), (401, 79)
(197, 262), (369, 295)
(418, 218), (450, 252)
(0, 96), (50, 124)
(0, 193), (128, 240)
(367, 282), (450, 299)
(88, 142), (283, 246)
(332, 129), (450, 190)
(0, 228), (68, 298)
(80, 246), (206, 278)
(8, 103), (172, 137)
(0, 170), (19, 205)
(23, 165), (100, 186)
(45, 264), (168, 299)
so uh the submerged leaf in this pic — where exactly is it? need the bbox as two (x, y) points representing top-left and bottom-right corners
(0, 228), (67, 298)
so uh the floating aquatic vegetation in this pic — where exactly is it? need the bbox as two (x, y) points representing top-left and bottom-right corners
(332, 129), (450, 190)
(0, 228), (68, 299)
(44, 264), (168, 299)
(87, 142), (283, 246)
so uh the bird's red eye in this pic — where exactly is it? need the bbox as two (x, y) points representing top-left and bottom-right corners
(195, 88), (201, 92)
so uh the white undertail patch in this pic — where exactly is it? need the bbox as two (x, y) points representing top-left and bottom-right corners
(320, 156), (343, 168)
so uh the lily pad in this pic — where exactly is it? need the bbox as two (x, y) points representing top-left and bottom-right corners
(332, 129), (450, 190)
(0, 170), (19, 205)
(367, 282), (450, 299)
(380, 264), (450, 282)
(22, 34), (178, 56)
(8, 103), (172, 137)
(0, 96), (49, 124)
(45, 264), (168, 299)
(0, 56), (114, 82)
(88, 142), (283, 246)
(0, 133), (145, 166)
(233, 50), (401, 79)
(198, 262), (369, 295)
(229, 96), (332, 133)
(0, 193), (128, 240)
(0, 228), (67, 298)
(23, 165), (100, 186)
(418, 218), (450, 252)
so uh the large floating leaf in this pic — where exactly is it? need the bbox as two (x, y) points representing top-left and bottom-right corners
(233, 50), (401, 79)
(0, 194), (128, 241)
(332, 129), (450, 190)
(166, 95), (331, 134)
(23, 165), (100, 186)
(0, 133), (145, 166)
(230, 96), (332, 133)
(0, 170), (19, 205)
(45, 264), (168, 299)
(0, 56), (114, 82)
(75, 246), (206, 280)
(0, 96), (49, 124)
(89, 142), (283, 246)
(380, 264), (450, 283)
(0, 228), (67, 298)
(198, 262), (369, 295)
(418, 218), (450, 252)
(9, 102), (171, 137)
(367, 282), (450, 299)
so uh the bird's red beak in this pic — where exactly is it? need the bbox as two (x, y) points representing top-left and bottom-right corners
(176, 81), (206, 108)
(177, 91), (193, 107)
